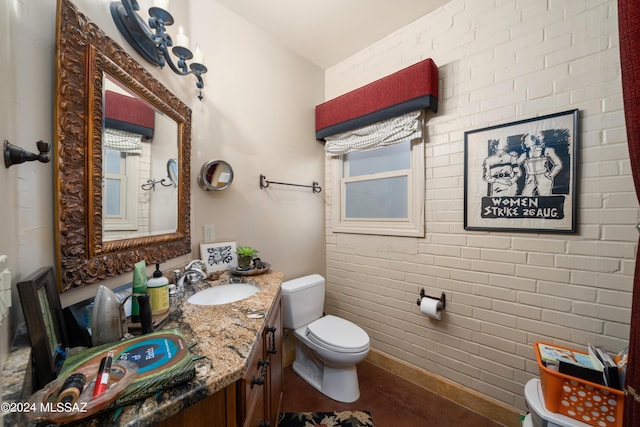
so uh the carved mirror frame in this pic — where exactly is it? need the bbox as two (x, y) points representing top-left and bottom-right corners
(54, 0), (191, 292)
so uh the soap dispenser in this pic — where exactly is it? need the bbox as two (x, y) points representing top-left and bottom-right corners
(147, 263), (170, 316)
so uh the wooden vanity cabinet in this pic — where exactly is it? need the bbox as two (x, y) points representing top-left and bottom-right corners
(266, 296), (283, 426)
(238, 292), (283, 427)
(155, 383), (237, 427)
(156, 292), (282, 427)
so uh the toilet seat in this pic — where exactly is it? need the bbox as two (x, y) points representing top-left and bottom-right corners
(306, 315), (370, 353)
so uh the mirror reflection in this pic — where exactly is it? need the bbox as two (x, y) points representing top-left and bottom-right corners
(167, 159), (178, 187)
(198, 160), (234, 191)
(102, 76), (179, 242)
(54, 0), (191, 292)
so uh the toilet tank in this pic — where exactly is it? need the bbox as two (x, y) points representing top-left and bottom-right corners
(281, 274), (325, 329)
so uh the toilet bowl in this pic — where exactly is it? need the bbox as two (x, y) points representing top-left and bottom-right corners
(282, 275), (370, 403)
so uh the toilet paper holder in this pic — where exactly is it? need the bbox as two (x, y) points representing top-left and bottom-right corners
(416, 289), (446, 311)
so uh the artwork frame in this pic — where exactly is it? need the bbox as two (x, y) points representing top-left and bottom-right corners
(17, 266), (69, 390)
(200, 241), (238, 274)
(464, 109), (579, 233)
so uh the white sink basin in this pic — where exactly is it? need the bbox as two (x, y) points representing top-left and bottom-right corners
(187, 283), (259, 306)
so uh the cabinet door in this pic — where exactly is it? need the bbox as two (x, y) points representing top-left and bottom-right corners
(241, 331), (267, 426)
(154, 386), (233, 427)
(266, 295), (283, 426)
(245, 387), (267, 427)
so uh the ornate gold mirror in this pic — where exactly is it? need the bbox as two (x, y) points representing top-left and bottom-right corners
(54, 0), (191, 292)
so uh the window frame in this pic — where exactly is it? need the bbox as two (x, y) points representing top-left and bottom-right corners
(103, 149), (139, 232)
(331, 137), (425, 237)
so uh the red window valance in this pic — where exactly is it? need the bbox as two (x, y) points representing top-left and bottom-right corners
(104, 90), (155, 138)
(315, 58), (438, 141)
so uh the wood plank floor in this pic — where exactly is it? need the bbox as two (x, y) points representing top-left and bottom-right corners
(280, 360), (506, 427)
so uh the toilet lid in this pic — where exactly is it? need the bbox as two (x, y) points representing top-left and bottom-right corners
(306, 315), (370, 353)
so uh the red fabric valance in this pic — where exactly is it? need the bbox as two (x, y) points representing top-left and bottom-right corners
(104, 90), (155, 138)
(315, 58), (438, 140)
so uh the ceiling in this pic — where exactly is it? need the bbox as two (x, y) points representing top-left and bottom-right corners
(215, 0), (450, 69)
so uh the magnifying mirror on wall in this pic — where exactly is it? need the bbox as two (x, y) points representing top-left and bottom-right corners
(197, 160), (234, 191)
(167, 158), (178, 187)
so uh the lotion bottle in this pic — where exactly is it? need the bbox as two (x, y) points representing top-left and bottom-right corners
(147, 263), (170, 316)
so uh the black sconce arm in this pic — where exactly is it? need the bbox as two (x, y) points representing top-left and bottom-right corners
(4, 140), (51, 168)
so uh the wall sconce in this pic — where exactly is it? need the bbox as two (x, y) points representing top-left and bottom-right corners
(110, 0), (208, 100)
(4, 140), (50, 168)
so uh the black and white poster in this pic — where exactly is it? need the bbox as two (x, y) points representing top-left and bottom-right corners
(464, 109), (578, 233)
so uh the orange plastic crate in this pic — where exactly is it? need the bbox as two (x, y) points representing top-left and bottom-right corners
(534, 342), (624, 427)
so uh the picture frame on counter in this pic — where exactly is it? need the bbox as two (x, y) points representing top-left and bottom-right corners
(200, 241), (238, 274)
(464, 109), (578, 233)
(17, 266), (69, 390)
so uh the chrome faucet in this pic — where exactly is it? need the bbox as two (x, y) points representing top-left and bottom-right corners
(178, 260), (207, 288)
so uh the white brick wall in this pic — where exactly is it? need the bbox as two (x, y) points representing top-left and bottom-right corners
(323, 0), (633, 412)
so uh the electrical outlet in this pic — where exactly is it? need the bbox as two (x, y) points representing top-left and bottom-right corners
(204, 224), (215, 242)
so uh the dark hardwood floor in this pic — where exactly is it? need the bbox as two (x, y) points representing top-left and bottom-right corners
(280, 360), (506, 427)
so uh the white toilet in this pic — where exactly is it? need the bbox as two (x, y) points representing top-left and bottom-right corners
(281, 274), (370, 403)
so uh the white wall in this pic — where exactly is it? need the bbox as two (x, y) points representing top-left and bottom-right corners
(1, 0), (58, 369)
(2, 0), (325, 375)
(189, 2), (326, 281)
(0, 0), (19, 373)
(324, 0), (633, 411)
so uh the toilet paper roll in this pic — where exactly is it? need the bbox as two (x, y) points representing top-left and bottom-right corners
(420, 297), (442, 320)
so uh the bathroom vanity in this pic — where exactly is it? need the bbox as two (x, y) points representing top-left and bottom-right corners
(2, 271), (284, 427)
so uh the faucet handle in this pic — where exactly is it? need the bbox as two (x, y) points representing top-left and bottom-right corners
(184, 268), (206, 286)
(186, 259), (206, 271)
(172, 269), (182, 284)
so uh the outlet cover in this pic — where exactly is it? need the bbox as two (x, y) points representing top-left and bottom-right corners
(204, 224), (215, 242)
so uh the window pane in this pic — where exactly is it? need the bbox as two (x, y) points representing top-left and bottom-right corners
(345, 176), (408, 218)
(105, 178), (121, 216)
(104, 149), (123, 174)
(346, 140), (410, 177)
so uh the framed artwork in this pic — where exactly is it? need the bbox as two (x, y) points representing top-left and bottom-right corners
(464, 109), (578, 233)
(17, 266), (69, 390)
(200, 241), (237, 274)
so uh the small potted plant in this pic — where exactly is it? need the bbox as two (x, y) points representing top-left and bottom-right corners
(236, 246), (258, 269)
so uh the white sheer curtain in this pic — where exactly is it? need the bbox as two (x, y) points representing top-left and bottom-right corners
(103, 128), (143, 154)
(324, 110), (422, 156)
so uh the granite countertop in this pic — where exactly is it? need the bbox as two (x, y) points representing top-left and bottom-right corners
(1, 270), (284, 426)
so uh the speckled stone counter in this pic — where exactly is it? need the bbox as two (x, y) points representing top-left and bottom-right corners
(1, 270), (284, 426)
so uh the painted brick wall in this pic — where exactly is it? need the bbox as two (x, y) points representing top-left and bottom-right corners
(323, 0), (634, 411)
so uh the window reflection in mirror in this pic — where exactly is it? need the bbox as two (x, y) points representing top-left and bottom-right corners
(102, 75), (179, 241)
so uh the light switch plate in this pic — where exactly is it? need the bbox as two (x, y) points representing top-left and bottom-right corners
(204, 224), (215, 242)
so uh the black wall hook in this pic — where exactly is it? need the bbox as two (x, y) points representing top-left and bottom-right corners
(4, 140), (51, 168)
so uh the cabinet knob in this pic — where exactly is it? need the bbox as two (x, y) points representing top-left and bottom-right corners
(251, 375), (265, 387)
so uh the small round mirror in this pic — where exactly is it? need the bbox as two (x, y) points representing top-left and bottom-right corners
(197, 160), (234, 191)
(167, 158), (178, 187)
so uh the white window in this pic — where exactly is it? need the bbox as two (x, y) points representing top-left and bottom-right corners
(331, 137), (425, 237)
(103, 149), (139, 232)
